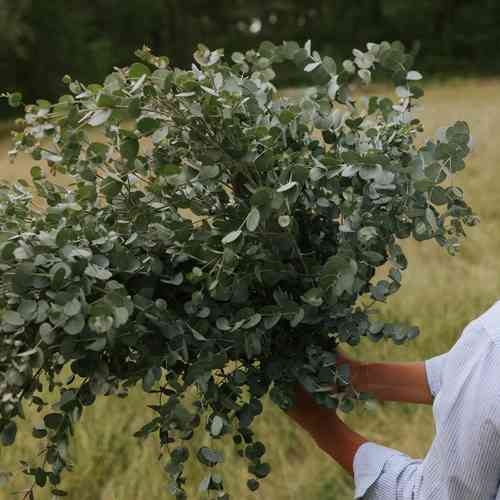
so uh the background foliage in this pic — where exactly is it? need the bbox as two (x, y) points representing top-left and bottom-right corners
(2, 0), (500, 117)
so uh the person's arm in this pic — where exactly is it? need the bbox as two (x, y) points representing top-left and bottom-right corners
(339, 350), (448, 405)
(353, 332), (500, 500)
(285, 383), (368, 476)
(286, 383), (427, 499)
(285, 383), (424, 500)
(353, 360), (433, 404)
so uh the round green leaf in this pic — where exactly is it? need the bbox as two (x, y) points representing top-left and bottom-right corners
(63, 298), (81, 317)
(210, 416), (224, 437)
(406, 70), (423, 81)
(2, 310), (24, 326)
(430, 186), (448, 205)
(18, 300), (37, 320)
(197, 447), (224, 467)
(40, 323), (56, 344)
(30, 166), (43, 180)
(43, 413), (64, 429)
(120, 137), (139, 162)
(64, 314), (85, 335)
(246, 207), (260, 232)
(88, 109), (112, 127)
(247, 479), (259, 492)
(276, 181), (297, 193)
(278, 215), (290, 228)
(222, 230), (242, 244)
(1, 421), (17, 446)
(128, 62), (151, 79)
(7, 92), (23, 108)
(137, 117), (160, 135)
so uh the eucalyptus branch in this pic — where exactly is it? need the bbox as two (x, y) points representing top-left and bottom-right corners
(0, 39), (478, 500)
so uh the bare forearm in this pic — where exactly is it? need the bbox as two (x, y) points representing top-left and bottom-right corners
(353, 361), (433, 404)
(285, 384), (368, 477)
(310, 413), (368, 477)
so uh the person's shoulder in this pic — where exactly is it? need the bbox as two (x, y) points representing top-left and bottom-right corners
(475, 299), (500, 346)
(447, 300), (500, 365)
(462, 301), (500, 417)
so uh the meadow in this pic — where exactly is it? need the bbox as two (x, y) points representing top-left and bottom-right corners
(1, 77), (500, 500)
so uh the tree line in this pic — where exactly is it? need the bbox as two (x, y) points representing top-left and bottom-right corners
(1, 0), (499, 116)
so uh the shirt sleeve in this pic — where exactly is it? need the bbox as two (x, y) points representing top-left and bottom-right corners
(424, 351), (448, 398)
(350, 352), (447, 498)
(353, 324), (500, 500)
(421, 343), (500, 499)
(353, 442), (423, 499)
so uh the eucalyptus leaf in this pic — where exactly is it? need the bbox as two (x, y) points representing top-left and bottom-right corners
(64, 314), (85, 335)
(222, 230), (242, 244)
(63, 298), (81, 317)
(210, 416), (224, 437)
(276, 181), (297, 193)
(406, 70), (423, 81)
(246, 207), (260, 232)
(278, 215), (291, 228)
(39, 323), (56, 344)
(2, 310), (24, 326)
(88, 109), (112, 127)
(1, 421), (17, 446)
(43, 413), (64, 429)
(18, 300), (37, 320)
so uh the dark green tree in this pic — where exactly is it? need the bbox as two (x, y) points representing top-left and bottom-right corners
(2, 1), (500, 117)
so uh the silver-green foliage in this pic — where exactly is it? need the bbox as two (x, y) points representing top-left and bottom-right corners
(0, 40), (478, 498)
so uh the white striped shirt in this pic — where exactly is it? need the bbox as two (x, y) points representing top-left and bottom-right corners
(353, 299), (500, 499)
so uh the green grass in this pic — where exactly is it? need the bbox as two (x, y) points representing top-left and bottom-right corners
(1, 77), (500, 499)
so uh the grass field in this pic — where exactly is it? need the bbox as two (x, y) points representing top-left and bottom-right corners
(1, 78), (500, 500)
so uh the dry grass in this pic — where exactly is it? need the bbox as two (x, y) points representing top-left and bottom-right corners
(1, 78), (500, 500)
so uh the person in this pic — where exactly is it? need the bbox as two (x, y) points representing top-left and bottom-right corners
(285, 299), (500, 499)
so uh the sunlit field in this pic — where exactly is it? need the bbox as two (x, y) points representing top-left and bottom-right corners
(1, 77), (500, 500)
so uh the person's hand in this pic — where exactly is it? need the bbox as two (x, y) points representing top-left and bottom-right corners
(284, 383), (344, 447)
(285, 348), (365, 432)
(285, 382), (338, 430)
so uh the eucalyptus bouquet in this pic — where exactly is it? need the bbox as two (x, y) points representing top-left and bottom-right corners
(0, 39), (477, 498)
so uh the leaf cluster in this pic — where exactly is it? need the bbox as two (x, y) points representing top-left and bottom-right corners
(0, 40), (478, 498)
